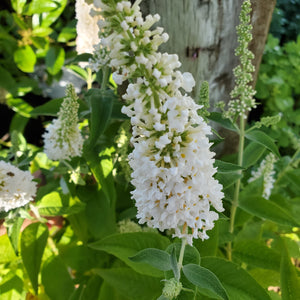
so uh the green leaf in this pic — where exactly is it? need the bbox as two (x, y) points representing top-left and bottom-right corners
(11, 0), (27, 14)
(66, 65), (89, 80)
(77, 186), (116, 240)
(14, 45), (36, 73)
(165, 243), (201, 299)
(0, 271), (23, 300)
(245, 130), (280, 158)
(57, 27), (76, 42)
(0, 66), (16, 94)
(129, 248), (171, 271)
(21, 223), (48, 294)
(9, 114), (29, 135)
(183, 264), (229, 300)
(239, 195), (300, 227)
(280, 240), (300, 300)
(201, 257), (271, 300)
(214, 160), (244, 173)
(94, 268), (162, 300)
(42, 255), (75, 300)
(233, 240), (281, 270)
(7, 218), (24, 255)
(37, 191), (86, 216)
(32, 27), (53, 37)
(215, 172), (242, 189)
(0, 234), (17, 263)
(243, 142), (266, 168)
(46, 46), (65, 75)
(208, 112), (238, 132)
(98, 281), (128, 300)
(194, 219), (219, 257)
(85, 89), (114, 148)
(25, 0), (58, 15)
(40, 0), (67, 28)
(30, 98), (63, 117)
(6, 97), (33, 118)
(89, 232), (170, 277)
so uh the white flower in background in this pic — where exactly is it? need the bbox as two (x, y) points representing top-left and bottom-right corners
(75, 0), (101, 55)
(0, 161), (37, 212)
(248, 153), (277, 199)
(43, 84), (83, 161)
(94, 0), (224, 245)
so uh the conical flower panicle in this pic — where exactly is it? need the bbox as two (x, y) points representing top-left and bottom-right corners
(92, 0), (224, 245)
(43, 84), (83, 161)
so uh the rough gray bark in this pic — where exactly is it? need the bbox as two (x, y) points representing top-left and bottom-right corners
(140, 0), (276, 155)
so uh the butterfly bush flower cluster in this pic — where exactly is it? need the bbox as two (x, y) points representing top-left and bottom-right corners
(0, 161), (37, 212)
(43, 84), (83, 161)
(75, 0), (101, 55)
(93, 0), (224, 245)
(248, 153), (276, 199)
(224, 0), (257, 120)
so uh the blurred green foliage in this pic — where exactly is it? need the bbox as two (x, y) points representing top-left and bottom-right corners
(269, 0), (300, 44)
(255, 35), (300, 154)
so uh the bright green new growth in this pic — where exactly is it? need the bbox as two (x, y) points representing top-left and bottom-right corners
(58, 84), (80, 131)
(162, 278), (183, 299)
(198, 80), (210, 120)
(225, 0), (256, 121)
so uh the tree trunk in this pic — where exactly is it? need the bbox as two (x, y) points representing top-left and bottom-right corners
(140, 0), (276, 155)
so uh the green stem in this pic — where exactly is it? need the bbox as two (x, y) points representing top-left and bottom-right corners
(61, 159), (75, 172)
(228, 117), (245, 260)
(87, 67), (93, 90)
(101, 66), (109, 91)
(178, 237), (187, 275)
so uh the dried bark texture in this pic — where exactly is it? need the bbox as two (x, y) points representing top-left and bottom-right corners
(140, 0), (276, 155)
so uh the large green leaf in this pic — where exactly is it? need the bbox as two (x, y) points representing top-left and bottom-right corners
(194, 220), (219, 257)
(245, 130), (280, 158)
(89, 232), (170, 277)
(37, 191), (86, 216)
(0, 234), (17, 264)
(46, 46), (65, 75)
(280, 240), (300, 300)
(208, 112), (238, 132)
(165, 243), (201, 300)
(233, 240), (281, 271)
(6, 97), (33, 118)
(30, 97), (88, 117)
(7, 217), (24, 255)
(77, 186), (116, 240)
(85, 89), (114, 148)
(94, 268), (162, 300)
(11, 0), (27, 14)
(183, 264), (228, 300)
(242, 142), (266, 168)
(98, 281), (128, 300)
(129, 248), (171, 271)
(25, 0), (57, 15)
(40, 0), (67, 28)
(14, 45), (36, 73)
(83, 147), (116, 206)
(201, 257), (271, 300)
(42, 255), (75, 300)
(214, 160), (244, 173)
(239, 195), (300, 227)
(21, 223), (48, 294)
(0, 271), (23, 300)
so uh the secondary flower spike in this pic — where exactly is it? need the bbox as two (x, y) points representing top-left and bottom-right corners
(93, 0), (224, 245)
(0, 161), (37, 212)
(43, 84), (83, 161)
